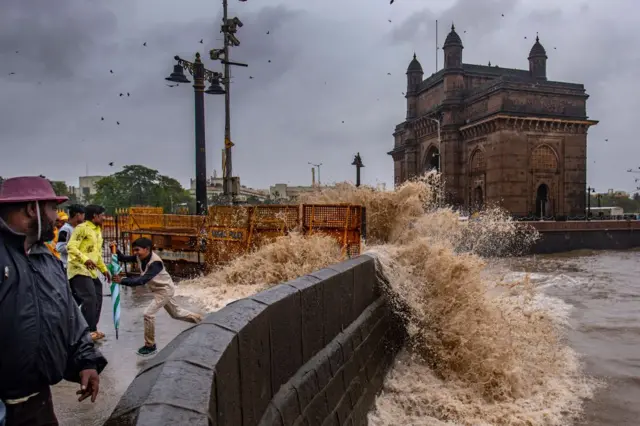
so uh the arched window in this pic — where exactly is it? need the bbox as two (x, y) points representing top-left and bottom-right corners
(470, 149), (486, 173)
(424, 146), (440, 172)
(531, 145), (558, 171)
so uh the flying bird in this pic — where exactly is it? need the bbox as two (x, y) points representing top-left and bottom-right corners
(166, 83), (178, 87)
(127, 92), (130, 96)
(117, 121), (120, 125)
(390, 0), (394, 4)
(388, 19), (392, 23)
(268, 60), (271, 63)
(110, 70), (114, 74)
(605, 139), (609, 142)
(501, 13), (504, 17)
(387, 72), (391, 75)
(119, 93), (123, 97)
(266, 31), (270, 35)
(143, 42), (147, 46)
(15, 51), (19, 54)
(101, 117), (105, 121)
(108, 162), (114, 167)
(342, 121), (345, 123)
(199, 39), (203, 44)
(249, 76), (253, 79)
(524, 36), (527, 39)
(8, 72), (15, 75)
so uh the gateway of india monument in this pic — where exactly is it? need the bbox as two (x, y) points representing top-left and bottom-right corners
(388, 24), (598, 217)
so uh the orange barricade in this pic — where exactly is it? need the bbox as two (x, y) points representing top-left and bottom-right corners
(302, 204), (364, 257)
(103, 204), (364, 275)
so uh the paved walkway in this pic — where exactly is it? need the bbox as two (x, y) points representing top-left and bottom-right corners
(51, 285), (199, 426)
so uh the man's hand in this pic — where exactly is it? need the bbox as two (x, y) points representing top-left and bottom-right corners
(77, 369), (100, 403)
(84, 259), (97, 270)
(112, 274), (122, 283)
(104, 271), (112, 282)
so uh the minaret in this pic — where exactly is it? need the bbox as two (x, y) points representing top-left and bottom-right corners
(442, 23), (464, 95)
(405, 53), (423, 120)
(528, 34), (547, 81)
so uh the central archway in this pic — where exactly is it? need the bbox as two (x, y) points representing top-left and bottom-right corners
(424, 146), (440, 172)
(535, 184), (549, 217)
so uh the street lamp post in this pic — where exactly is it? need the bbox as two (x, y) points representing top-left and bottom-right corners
(351, 153), (364, 187)
(586, 186), (595, 220)
(166, 53), (225, 216)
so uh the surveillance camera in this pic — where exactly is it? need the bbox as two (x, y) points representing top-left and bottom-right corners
(209, 48), (225, 60)
(228, 34), (240, 46)
(232, 17), (243, 27)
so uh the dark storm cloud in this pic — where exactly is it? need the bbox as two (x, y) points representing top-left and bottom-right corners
(0, 0), (118, 80)
(1, 0), (639, 193)
(390, 0), (519, 45)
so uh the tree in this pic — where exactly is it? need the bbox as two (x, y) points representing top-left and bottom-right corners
(92, 165), (194, 214)
(590, 192), (640, 214)
(50, 181), (69, 196)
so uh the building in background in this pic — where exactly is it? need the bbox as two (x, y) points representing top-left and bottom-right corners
(607, 189), (630, 198)
(70, 175), (105, 203)
(389, 26), (598, 217)
(268, 183), (319, 201)
(189, 171), (269, 202)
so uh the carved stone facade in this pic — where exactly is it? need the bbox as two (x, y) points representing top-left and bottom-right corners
(389, 27), (598, 217)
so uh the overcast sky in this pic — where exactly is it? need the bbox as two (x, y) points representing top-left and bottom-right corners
(1, 0), (638, 193)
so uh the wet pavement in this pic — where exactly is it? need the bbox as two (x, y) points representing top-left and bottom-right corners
(52, 284), (201, 426)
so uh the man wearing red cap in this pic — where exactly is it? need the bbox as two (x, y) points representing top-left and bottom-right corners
(0, 176), (107, 426)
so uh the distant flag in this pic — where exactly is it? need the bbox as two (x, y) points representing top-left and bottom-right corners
(108, 244), (122, 339)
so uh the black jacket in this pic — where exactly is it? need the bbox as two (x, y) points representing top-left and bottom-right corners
(0, 218), (108, 400)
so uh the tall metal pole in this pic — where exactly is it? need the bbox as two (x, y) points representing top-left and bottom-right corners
(193, 54), (208, 215)
(435, 20), (438, 72)
(222, 0), (233, 203)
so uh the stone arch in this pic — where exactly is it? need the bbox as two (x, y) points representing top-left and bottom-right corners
(423, 145), (440, 172)
(531, 144), (558, 172)
(469, 148), (486, 174)
(535, 182), (552, 217)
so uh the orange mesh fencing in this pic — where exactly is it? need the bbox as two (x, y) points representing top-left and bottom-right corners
(302, 204), (364, 257)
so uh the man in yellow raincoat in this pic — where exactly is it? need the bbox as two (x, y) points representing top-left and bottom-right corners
(67, 205), (111, 342)
(45, 211), (68, 259)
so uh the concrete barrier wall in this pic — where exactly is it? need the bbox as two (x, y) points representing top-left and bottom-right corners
(531, 229), (640, 254)
(105, 254), (405, 426)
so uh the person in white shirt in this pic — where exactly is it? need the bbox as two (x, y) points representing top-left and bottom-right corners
(56, 204), (85, 268)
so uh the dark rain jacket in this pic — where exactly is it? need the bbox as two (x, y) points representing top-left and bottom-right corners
(0, 218), (108, 400)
